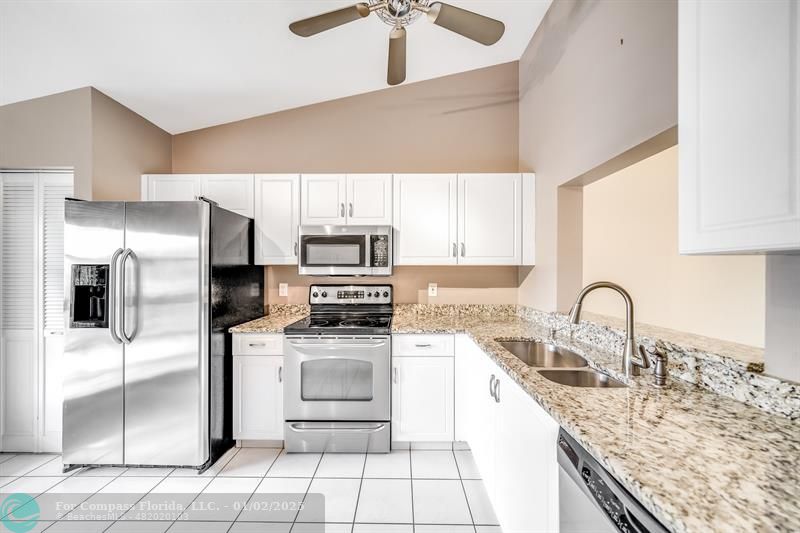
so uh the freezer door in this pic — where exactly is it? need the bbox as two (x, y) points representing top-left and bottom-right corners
(122, 202), (210, 466)
(63, 201), (126, 465)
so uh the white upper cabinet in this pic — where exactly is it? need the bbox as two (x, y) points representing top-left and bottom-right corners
(393, 174), (458, 265)
(679, 0), (800, 253)
(254, 174), (300, 265)
(301, 174), (391, 225)
(458, 174), (521, 265)
(301, 174), (347, 225)
(201, 175), (254, 218)
(143, 174), (200, 202)
(346, 174), (392, 225)
(142, 174), (254, 218)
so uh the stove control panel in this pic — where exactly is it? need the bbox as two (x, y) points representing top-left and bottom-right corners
(309, 284), (392, 305)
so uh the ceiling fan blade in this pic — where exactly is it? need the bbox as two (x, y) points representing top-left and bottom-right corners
(387, 27), (407, 86)
(289, 3), (371, 37)
(426, 2), (505, 45)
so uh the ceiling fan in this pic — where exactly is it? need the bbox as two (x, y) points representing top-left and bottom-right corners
(289, 1), (505, 86)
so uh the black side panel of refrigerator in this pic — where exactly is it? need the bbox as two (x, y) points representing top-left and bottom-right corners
(208, 205), (264, 468)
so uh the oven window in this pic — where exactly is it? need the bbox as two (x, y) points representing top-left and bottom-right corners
(307, 244), (360, 265)
(301, 359), (373, 401)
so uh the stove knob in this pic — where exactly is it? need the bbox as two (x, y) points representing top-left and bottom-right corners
(321, 291), (328, 298)
(366, 292), (372, 297)
(312, 292), (319, 298)
(382, 291), (389, 298)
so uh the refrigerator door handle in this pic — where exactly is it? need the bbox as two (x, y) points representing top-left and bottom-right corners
(119, 248), (137, 344)
(108, 248), (125, 344)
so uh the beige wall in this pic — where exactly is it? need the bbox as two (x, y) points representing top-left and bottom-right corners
(267, 266), (519, 306)
(518, 0), (678, 312)
(0, 88), (171, 200)
(173, 62), (522, 305)
(172, 62), (519, 174)
(91, 89), (172, 200)
(582, 146), (765, 347)
(0, 88), (93, 198)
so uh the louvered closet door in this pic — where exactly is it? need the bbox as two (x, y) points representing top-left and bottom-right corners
(38, 174), (72, 452)
(0, 173), (37, 451)
(0, 172), (72, 452)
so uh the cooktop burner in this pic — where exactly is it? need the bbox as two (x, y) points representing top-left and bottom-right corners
(283, 284), (394, 336)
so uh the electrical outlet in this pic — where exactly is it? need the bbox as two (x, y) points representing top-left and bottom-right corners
(428, 283), (438, 297)
(279, 283), (288, 297)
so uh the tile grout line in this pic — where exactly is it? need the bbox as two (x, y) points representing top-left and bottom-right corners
(163, 446), (241, 533)
(349, 452), (369, 533)
(224, 447), (282, 533)
(452, 449), (478, 533)
(100, 468), (176, 533)
(40, 462), (129, 532)
(288, 450), (324, 533)
(409, 448), (415, 533)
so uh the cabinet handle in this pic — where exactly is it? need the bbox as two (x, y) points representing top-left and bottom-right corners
(452, 243), (457, 257)
(340, 203), (345, 217)
(393, 367), (398, 384)
(493, 379), (500, 403)
(278, 366), (283, 383)
(489, 374), (495, 398)
(349, 203), (354, 217)
(460, 242), (465, 257)
(294, 242), (298, 256)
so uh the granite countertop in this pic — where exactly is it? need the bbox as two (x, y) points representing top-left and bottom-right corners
(231, 308), (800, 533)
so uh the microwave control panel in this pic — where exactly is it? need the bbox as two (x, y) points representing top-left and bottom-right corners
(370, 235), (390, 267)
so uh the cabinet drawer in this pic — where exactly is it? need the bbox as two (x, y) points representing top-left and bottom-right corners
(393, 334), (455, 357)
(233, 334), (283, 355)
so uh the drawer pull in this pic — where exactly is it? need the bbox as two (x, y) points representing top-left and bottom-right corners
(248, 342), (267, 347)
(414, 343), (432, 348)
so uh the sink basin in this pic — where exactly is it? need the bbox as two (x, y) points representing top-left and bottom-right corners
(538, 369), (627, 388)
(498, 340), (588, 368)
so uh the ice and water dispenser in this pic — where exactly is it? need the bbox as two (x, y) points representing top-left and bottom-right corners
(69, 264), (109, 328)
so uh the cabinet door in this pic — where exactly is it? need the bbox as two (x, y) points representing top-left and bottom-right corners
(144, 174), (200, 201)
(454, 337), (496, 487)
(392, 356), (454, 442)
(494, 374), (559, 533)
(301, 174), (347, 225)
(393, 174), (458, 265)
(233, 356), (284, 440)
(201, 175), (254, 218)
(254, 175), (300, 265)
(679, 0), (800, 253)
(346, 174), (392, 225)
(458, 174), (522, 265)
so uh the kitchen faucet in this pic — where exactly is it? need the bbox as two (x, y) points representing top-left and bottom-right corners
(568, 282), (651, 378)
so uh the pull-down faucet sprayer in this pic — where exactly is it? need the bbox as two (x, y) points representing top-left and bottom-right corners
(568, 282), (651, 378)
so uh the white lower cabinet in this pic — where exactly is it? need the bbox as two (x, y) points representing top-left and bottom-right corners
(455, 334), (559, 533)
(232, 353), (283, 441)
(391, 356), (454, 442)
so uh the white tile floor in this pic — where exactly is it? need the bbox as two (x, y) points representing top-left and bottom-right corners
(0, 446), (501, 533)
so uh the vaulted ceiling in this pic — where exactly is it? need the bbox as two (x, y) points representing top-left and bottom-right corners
(0, 1), (551, 134)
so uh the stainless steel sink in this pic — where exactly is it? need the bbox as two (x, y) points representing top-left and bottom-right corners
(497, 340), (588, 368)
(538, 369), (627, 388)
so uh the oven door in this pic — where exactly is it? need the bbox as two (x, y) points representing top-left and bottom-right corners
(298, 228), (370, 276)
(284, 336), (391, 421)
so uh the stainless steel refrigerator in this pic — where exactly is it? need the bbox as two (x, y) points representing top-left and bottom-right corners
(63, 199), (264, 471)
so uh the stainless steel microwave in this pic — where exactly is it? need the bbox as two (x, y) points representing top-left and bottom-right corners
(298, 225), (392, 276)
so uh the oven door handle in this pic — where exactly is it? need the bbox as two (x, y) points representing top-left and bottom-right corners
(288, 423), (387, 433)
(287, 340), (388, 350)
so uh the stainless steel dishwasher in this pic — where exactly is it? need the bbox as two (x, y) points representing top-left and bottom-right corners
(557, 429), (669, 533)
